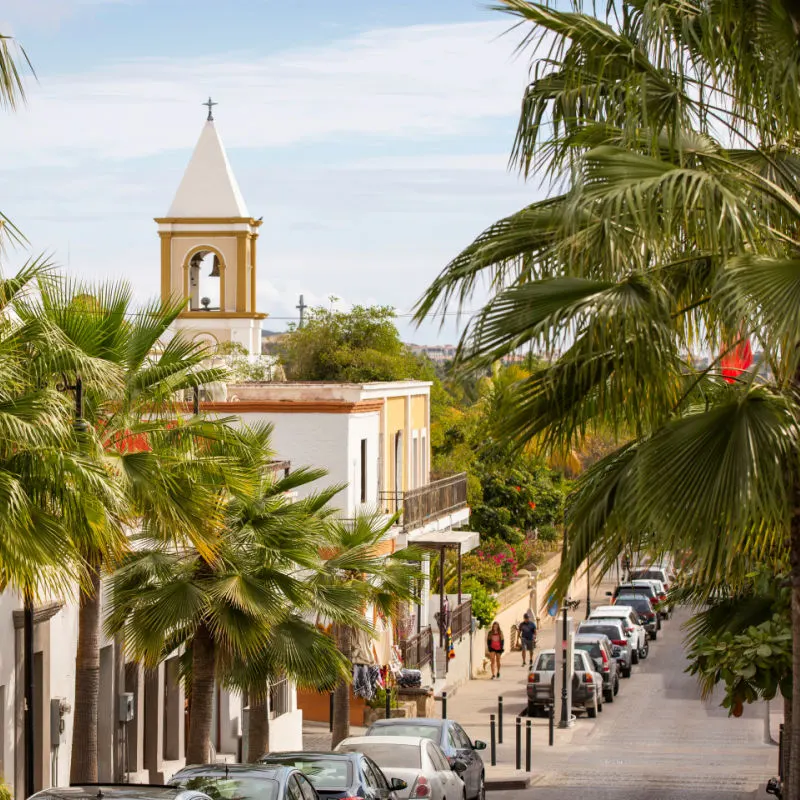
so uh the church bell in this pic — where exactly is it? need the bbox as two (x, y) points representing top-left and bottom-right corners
(209, 255), (220, 277)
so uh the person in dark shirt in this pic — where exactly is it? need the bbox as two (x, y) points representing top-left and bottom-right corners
(518, 613), (537, 666)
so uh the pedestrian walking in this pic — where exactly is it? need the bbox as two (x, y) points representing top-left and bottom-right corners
(486, 621), (505, 679)
(518, 612), (537, 666)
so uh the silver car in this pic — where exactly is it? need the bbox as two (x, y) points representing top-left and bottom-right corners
(527, 648), (603, 718)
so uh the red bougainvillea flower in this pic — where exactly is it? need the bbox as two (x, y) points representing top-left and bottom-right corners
(515, 486), (521, 491)
(528, 501), (536, 509)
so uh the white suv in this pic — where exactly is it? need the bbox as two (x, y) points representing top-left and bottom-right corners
(590, 605), (649, 662)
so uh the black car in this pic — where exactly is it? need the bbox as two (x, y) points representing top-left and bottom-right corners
(365, 717), (486, 800)
(258, 751), (405, 800)
(616, 594), (659, 640)
(32, 788), (212, 800)
(170, 763), (319, 800)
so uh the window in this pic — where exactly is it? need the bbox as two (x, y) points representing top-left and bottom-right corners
(288, 776), (305, 800)
(296, 774), (318, 800)
(453, 724), (472, 750)
(360, 439), (367, 504)
(412, 436), (419, 489)
(447, 726), (460, 753)
(361, 758), (379, 789)
(427, 742), (450, 772)
(365, 758), (389, 790)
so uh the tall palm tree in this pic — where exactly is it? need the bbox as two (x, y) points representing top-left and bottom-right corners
(18, 279), (232, 781)
(107, 441), (366, 766)
(321, 513), (421, 748)
(415, 1), (800, 795)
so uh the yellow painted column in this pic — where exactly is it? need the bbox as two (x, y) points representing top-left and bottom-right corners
(236, 233), (248, 311)
(159, 234), (172, 303)
(250, 233), (258, 313)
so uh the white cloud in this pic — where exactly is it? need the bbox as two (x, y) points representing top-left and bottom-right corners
(3, 20), (527, 166)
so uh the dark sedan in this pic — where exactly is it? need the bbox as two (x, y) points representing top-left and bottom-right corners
(258, 751), (405, 800)
(365, 718), (486, 800)
(170, 763), (317, 800)
(32, 787), (212, 800)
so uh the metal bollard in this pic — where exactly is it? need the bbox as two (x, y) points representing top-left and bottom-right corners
(549, 704), (554, 746)
(329, 692), (334, 733)
(515, 716), (522, 770)
(385, 689), (391, 720)
(498, 696), (504, 744)
(525, 719), (532, 772)
(442, 690), (448, 720)
(490, 714), (497, 766)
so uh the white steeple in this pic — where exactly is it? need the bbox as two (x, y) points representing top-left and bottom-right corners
(167, 120), (250, 218)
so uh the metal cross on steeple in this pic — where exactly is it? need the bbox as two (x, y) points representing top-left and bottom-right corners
(203, 96), (218, 121)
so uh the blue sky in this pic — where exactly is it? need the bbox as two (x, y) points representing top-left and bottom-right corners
(2, 0), (546, 343)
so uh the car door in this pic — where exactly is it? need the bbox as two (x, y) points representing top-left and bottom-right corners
(451, 724), (478, 798)
(428, 741), (461, 800)
(627, 611), (646, 649)
(360, 757), (383, 800)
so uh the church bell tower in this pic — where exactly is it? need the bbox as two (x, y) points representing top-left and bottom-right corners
(156, 99), (266, 354)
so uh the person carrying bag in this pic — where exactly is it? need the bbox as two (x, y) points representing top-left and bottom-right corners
(486, 621), (504, 679)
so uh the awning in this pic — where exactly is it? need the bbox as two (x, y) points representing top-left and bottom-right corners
(407, 529), (480, 554)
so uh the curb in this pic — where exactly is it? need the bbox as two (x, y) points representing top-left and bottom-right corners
(486, 777), (532, 791)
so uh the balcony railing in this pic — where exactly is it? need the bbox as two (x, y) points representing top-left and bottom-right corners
(450, 599), (473, 642)
(399, 626), (433, 669)
(380, 472), (468, 531)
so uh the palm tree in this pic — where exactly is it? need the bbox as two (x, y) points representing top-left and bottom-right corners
(107, 443), (365, 765)
(414, 1), (800, 796)
(321, 513), (421, 748)
(18, 279), (231, 781)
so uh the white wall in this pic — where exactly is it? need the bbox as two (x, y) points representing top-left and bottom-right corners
(0, 592), (17, 788)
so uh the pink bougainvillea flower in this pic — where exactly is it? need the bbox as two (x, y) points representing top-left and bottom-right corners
(528, 501), (537, 509)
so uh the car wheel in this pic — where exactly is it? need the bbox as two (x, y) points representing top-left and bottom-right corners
(475, 774), (485, 800)
(657, 616), (662, 630)
(650, 629), (658, 641)
(527, 702), (537, 718)
(631, 648), (639, 665)
(605, 686), (614, 703)
(587, 703), (597, 719)
(622, 665), (632, 678)
(640, 642), (649, 659)
(597, 694), (603, 712)
(614, 676), (620, 695)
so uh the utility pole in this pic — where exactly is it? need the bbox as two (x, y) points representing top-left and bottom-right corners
(559, 604), (569, 728)
(585, 561), (592, 619)
(296, 294), (307, 328)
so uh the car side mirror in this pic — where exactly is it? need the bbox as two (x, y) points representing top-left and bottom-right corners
(472, 740), (487, 751)
(452, 760), (468, 775)
(390, 779), (408, 791)
(766, 777), (781, 796)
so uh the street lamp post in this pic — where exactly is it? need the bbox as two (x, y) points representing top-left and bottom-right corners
(585, 561), (592, 619)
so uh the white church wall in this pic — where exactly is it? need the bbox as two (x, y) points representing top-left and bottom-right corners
(0, 592), (17, 788)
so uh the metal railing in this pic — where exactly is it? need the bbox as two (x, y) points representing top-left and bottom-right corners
(399, 626), (433, 669)
(269, 676), (290, 719)
(450, 599), (473, 641)
(380, 472), (468, 531)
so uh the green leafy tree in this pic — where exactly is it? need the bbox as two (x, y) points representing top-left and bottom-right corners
(319, 512), (421, 748)
(280, 305), (429, 382)
(414, 0), (800, 793)
(107, 436), (363, 765)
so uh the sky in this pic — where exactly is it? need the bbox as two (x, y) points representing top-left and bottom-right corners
(1, 0), (547, 344)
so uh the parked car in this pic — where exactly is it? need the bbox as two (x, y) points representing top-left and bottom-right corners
(629, 565), (671, 592)
(616, 594), (659, 639)
(365, 717), (486, 800)
(257, 752), (402, 800)
(611, 582), (661, 618)
(526, 648), (602, 718)
(577, 619), (633, 678)
(573, 632), (620, 702)
(170, 764), (319, 800)
(32, 788), (213, 800)
(337, 735), (465, 800)
(590, 605), (649, 661)
(627, 578), (670, 619)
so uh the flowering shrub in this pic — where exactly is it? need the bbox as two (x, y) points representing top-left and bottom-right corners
(461, 578), (500, 629)
(461, 553), (504, 591)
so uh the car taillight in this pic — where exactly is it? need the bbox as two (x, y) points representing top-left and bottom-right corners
(412, 777), (430, 797)
(583, 672), (593, 683)
(612, 639), (627, 646)
(601, 652), (610, 671)
(659, 593), (667, 602)
(528, 672), (539, 683)
(624, 627), (634, 635)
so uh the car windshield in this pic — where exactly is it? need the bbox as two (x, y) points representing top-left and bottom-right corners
(172, 776), (280, 800)
(630, 569), (666, 582)
(261, 758), (352, 789)
(368, 724), (440, 742)
(579, 624), (622, 639)
(617, 585), (655, 597)
(340, 743), (421, 769)
(617, 597), (652, 613)
(536, 653), (556, 670)
(575, 642), (602, 658)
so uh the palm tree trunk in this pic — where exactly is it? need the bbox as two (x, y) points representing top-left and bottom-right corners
(246, 696), (270, 762)
(787, 507), (800, 800)
(70, 567), (102, 783)
(331, 623), (352, 748)
(186, 621), (216, 765)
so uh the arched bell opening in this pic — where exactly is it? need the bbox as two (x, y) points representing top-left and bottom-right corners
(186, 248), (224, 311)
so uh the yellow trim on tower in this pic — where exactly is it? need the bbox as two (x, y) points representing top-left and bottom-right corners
(159, 233), (172, 303)
(236, 233), (248, 312)
(154, 217), (263, 227)
(180, 244), (227, 314)
(250, 233), (258, 313)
